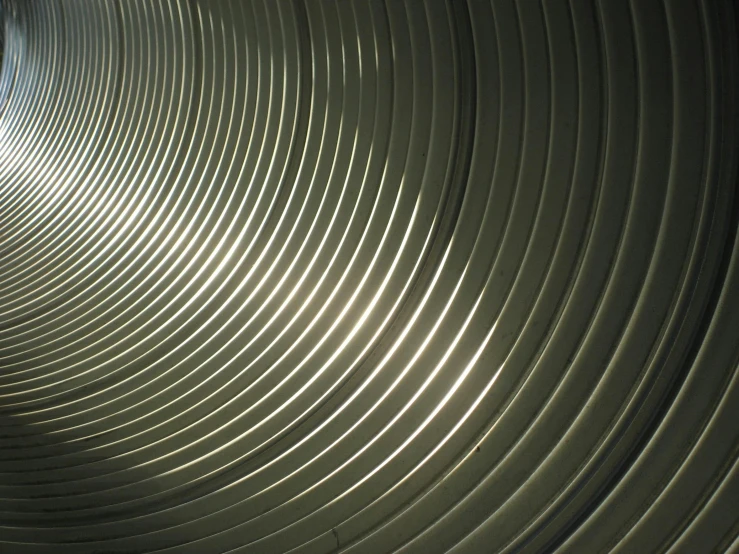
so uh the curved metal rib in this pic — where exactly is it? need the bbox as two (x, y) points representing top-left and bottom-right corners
(0, 1), (737, 552)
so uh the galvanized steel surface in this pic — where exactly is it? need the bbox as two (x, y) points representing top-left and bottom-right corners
(0, 0), (738, 552)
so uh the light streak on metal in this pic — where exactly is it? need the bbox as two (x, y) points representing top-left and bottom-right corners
(0, 1), (738, 553)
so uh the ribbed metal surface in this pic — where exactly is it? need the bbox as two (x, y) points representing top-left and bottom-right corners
(1, 1), (738, 552)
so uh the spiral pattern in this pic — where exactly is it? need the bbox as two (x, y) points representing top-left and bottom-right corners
(1, 1), (738, 552)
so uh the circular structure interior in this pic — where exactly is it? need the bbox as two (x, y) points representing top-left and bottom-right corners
(0, 1), (738, 552)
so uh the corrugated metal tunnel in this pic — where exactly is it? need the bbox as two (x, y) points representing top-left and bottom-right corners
(1, 1), (738, 552)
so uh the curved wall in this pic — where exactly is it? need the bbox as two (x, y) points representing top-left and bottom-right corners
(0, 1), (738, 552)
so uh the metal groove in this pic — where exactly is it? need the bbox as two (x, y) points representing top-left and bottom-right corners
(0, 1), (738, 553)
